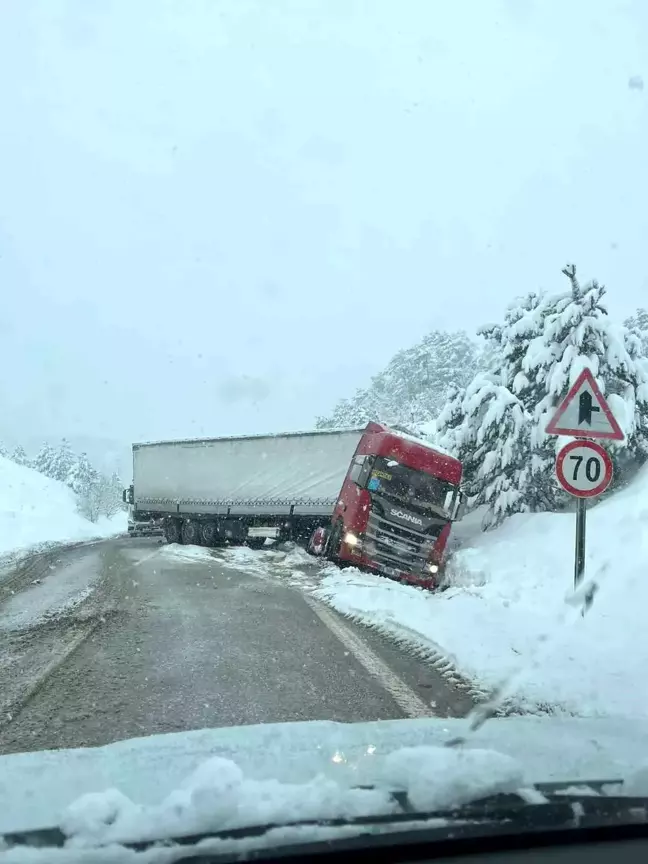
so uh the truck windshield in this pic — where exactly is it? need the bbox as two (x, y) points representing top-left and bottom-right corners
(367, 457), (456, 517)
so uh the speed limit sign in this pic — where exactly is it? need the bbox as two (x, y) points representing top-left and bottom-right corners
(555, 439), (613, 498)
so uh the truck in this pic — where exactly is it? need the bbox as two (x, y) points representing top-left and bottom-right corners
(123, 422), (464, 588)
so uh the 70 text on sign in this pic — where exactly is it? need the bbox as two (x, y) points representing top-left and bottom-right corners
(555, 439), (613, 499)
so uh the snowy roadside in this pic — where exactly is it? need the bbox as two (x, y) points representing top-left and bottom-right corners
(0, 514), (127, 573)
(312, 466), (648, 718)
(201, 465), (648, 718)
(0, 517), (128, 631)
(0, 453), (128, 636)
(215, 543), (323, 590)
(161, 543), (218, 565)
(0, 454), (127, 574)
(0, 540), (131, 728)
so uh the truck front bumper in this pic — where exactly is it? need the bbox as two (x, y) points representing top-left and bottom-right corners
(338, 542), (439, 590)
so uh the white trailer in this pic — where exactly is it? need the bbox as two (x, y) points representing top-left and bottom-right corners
(127, 428), (365, 546)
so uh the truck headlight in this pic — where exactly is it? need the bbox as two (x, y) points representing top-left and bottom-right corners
(427, 563), (439, 574)
(344, 532), (360, 548)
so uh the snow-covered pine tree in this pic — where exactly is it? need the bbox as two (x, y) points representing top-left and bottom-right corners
(316, 388), (382, 429)
(527, 265), (648, 488)
(10, 445), (30, 467)
(48, 438), (76, 484)
(624, 307), (648, 357)
(437, 373), (532, 528)
(437, 290), (556, 524)
(33, 443), (59, 479)
(110, 471), (126, 513)
(93, 471), (125, 519)
(68, 453), (98, 494)
(480, 292), (547, 411)
(437, 264), (648, 529)
(0, 441), (8, 458)
(481, 292), (563, 513)
(317, 330), (480, 432)
(67, 452), (100, 521)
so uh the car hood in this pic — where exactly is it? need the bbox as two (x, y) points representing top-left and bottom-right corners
(2, 714), (648, 835)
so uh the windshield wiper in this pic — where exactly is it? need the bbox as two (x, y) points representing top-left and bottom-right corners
(4, 780), (648, 854)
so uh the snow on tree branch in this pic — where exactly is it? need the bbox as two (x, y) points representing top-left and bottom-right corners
(437, 265), (648, 529)
(316, 330), (482, 434)
(16, 440), (125, 523)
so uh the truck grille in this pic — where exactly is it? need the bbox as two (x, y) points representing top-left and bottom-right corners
(364, 505), (445, 575)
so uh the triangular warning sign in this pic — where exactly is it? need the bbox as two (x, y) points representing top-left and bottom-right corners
(545, 368), (624, 440)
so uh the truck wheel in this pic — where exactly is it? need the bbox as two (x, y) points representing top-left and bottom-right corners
(164, 519), (181, 544)
(181, 519), (200, 545)
(246, 538), (266, 550)
(307, 526), (328, 556)
(325, 521), (343, 561)
(200, 522), (218, 546)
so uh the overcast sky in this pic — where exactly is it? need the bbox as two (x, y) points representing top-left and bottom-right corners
(1, 0), (647, 448)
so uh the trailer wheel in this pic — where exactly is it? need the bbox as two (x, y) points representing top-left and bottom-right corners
(200, 521), (218, 547)
(246, 538), (266, 550)
(307, 526), (328, 556)
(164, 518), (181, 544)
(181, 519), (200, 545)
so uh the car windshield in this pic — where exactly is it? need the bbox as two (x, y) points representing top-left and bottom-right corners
(1, 0), (648, 859)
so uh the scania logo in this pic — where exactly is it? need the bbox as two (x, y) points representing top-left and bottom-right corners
(390, 508), (423, 526)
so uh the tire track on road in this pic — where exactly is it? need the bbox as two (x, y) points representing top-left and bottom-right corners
(0, 541), (132, 734)
(0, 541), (102, 609)
(0, 619), (100, 730)
(0, 552), (58, 608)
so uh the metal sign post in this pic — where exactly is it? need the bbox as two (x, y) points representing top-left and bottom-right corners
(574, 497), (586, 589)
(554, 438), (612, 607)
(548, 371), (620, 596)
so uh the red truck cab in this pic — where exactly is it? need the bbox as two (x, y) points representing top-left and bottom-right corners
(320, 422), (463, 588)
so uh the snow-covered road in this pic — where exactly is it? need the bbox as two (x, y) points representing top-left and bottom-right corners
(0, 538), (474, 755)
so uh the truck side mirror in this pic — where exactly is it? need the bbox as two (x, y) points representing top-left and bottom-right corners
(123, 485), (134, 505)
(122, 489), (127, 503)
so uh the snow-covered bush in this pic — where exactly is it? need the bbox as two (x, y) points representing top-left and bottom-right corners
(437, 265), (648, 528)
(10, 445), (30, 467)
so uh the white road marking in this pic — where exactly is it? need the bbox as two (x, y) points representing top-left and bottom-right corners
(303, 595), (434, 719)
(132, 549), (162, 568)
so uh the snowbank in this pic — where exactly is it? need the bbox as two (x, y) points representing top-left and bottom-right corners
(315, 465), (648, 718)
(0, 455), (126, 561)
(162, 543), (217, 564)
(219, 543), (322, 589)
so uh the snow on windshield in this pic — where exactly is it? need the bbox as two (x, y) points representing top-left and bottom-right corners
(52, 747), (520, 851)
